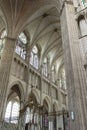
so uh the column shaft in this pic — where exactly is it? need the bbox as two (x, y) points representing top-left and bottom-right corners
(0, 37), (16, 119)
(60, 2), (87, 130)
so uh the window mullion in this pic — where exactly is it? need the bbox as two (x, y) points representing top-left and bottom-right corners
(10, 102), (13, 122)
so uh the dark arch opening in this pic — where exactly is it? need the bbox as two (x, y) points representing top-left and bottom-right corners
(42, 100), (49, 130)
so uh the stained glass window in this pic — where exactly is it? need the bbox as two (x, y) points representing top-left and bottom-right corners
(42, 114), (48, 128)
(15, 32), (27, 60)
(5, 101), (20, 123)
(11, 102), (20, 123)
(25, 107), (39, 125)
(34, 55), (38, 69)
(5, 101), (12, 122)
(81, 0), (87, 7)
(32, 46), (38, 54)
(30, 46), (39, 69)
(19, 32), (27, 44)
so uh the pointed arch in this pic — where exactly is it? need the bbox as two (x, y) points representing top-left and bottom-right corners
(43, 96), (51, 112)
(8, 81), (25, 102)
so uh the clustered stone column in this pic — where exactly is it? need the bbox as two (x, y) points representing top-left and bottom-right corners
(0, 37), (17, 120)
(18, 100), (26, 130)
(60, 1), (87, 130)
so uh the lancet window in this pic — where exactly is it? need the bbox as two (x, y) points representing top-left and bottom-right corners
(30, 45), (39, 69)
(15, 32), (27, 60)
(5, 101), (20, 123)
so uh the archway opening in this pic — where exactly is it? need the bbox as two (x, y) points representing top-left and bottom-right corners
(42, 100), (49, 130)
(25, 93), (39, 130)
(4, 85), (21, 124)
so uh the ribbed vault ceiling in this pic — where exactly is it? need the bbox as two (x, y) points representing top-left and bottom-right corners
(0, 0), (64, 70)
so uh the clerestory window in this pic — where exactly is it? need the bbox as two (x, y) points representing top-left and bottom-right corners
(15, 32), (27, 60)
(81, 0), (87, 7)
(30, 45), (39, 69)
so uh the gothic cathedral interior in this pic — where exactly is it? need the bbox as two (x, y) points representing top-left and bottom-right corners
(0, 0), (87, 130)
